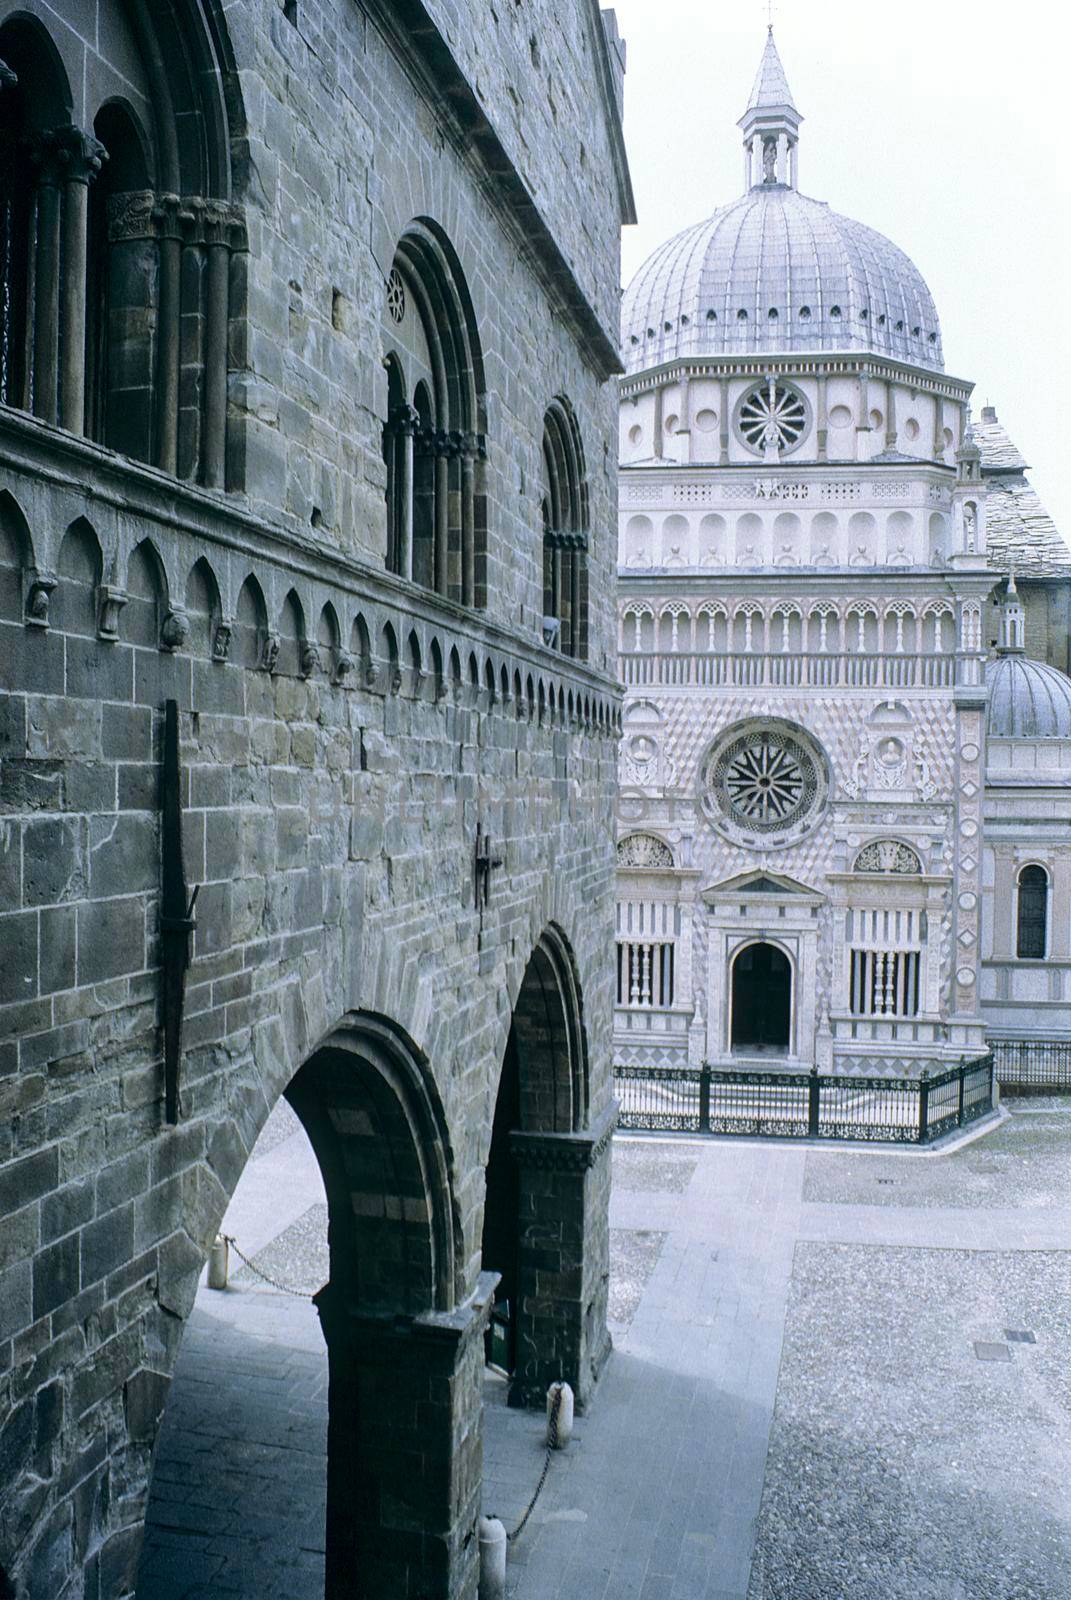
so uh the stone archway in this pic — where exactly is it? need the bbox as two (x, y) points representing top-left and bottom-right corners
(482, 928), (613, 1410)
(138, 1013), (487, 1600)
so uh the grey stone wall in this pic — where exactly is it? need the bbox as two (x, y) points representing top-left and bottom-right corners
(0, 1), (629, 1595)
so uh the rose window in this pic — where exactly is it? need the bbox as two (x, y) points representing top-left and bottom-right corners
(738, 382), (807, 453)
(701, 721), (828, 845)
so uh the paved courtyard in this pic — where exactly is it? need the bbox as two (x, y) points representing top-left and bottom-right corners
(137, 1101), (1071, 1599)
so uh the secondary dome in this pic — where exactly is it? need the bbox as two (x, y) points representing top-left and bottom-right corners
(985, 656), (1071, 739)
(621, 30), (943, 377)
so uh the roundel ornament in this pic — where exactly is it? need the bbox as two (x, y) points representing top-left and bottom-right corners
(700, 719), (829, 848)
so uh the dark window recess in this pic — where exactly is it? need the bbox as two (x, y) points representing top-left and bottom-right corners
(1017, 866), (1048, 959)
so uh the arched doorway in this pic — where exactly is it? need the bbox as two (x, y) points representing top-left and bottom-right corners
(730, 942), (792, 1054)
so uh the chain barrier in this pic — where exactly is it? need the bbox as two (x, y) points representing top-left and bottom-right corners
(507, 1385), (563, 1544)
(222, 1235), (315, 1300)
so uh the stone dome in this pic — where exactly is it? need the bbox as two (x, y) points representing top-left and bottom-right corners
(621, 30), (943, 378)
(985, 655), (1071, 739)
(621, 189), (944, 376)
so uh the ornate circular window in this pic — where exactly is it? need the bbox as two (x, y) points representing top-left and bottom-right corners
(700, 719), (829, 847)
(735, 380), (809, 457)
(386, 268), (406, 324)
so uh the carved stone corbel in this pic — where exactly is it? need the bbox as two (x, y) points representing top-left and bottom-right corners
(24, 569), (57, 628)
(212, 620), (232, 662)
(97, 585), (129, 642)
(161, 609), (190, 652)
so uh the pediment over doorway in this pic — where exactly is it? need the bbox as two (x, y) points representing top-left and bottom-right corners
(700, 868), (825, 907)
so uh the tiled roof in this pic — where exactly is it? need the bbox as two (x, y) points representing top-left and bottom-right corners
(975, 408), (1029, 472)
(986, 480), (1071, 576)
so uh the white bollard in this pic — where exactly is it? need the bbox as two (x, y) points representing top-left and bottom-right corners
(546, 1381), (574, 1448)
(207, 1235), (229, 1290)
(477, 1515), (507, 1599)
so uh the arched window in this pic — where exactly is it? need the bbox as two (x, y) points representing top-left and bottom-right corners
(0, 8), (243, 485)
(381, 225), (486, 605)
(541, 400), (588, 658)
(1017, 866), (1049, 960)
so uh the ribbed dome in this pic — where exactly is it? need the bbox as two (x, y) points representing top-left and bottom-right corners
(621, 187), (944, 376)
(985, 655), (1071, 738)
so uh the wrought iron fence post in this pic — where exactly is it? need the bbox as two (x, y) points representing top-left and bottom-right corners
(699, 1064), (711, 1134)
(918, 1070), (930, 1144)
(957, 1063), (966, 1128)
(808, 1065), (820, 1137)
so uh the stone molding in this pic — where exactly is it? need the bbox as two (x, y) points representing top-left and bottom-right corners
(510, 1101), (618, 1172)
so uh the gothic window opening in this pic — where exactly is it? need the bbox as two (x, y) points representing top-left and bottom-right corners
(381, 225), (486, 606)
(0, 9), (244, 485)
(541, 399), (589, 658)
(1017, 865), (1048, 960)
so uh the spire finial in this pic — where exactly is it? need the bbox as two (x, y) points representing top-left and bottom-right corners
(998, 573), (1025, 654)
(738, 28), (802, 192)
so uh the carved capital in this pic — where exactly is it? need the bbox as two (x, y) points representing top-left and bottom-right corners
(299, 641), (321, 679)
(509, 1104), (617, 1174)
(24, 569), (57, 629)
(108, 189), (157, 242)
(97, 585), (128, 642)
(334, 651), (353, 685)
(47, 124), (108, 185)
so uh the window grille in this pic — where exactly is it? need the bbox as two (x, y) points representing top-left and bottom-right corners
(849, 949), (920, 1017)
(616, 942), (675, 1009)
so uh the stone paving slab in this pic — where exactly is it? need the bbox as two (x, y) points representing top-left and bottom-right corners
(747, 1244), (1071, 1600)
(140, 1110), (1071, 1600)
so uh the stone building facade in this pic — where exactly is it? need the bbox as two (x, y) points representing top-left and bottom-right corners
(0, 3), (633, 1597)
(612, 32), (1071, 1083)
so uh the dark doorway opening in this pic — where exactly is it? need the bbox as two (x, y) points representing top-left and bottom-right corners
(731, 942), (791, 1054)
(482, 1027), (520, 1375)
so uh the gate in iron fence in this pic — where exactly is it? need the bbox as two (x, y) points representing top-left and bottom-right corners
(992, 1040), (1071, 1095)
(613, 1053), (995, 1144)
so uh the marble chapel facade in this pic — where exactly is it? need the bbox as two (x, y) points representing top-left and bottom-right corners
(613, 31), (1071, 1082)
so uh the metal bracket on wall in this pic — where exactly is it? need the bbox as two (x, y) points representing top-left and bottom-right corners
(160, 698), (198, 1124)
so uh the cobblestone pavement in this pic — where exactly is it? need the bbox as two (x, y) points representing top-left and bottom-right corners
(138, 1102), (1071, 1600)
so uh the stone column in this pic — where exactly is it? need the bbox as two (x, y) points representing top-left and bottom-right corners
(884, 379), (898, 453)
(932, 393), (944, 461)
(315, 1276), (495, 1600)
(202, 205), (230, 489)
(508, 1103), (616, 1410)
(59, 129), (107, 433)
(677, 373), (691, 464)
(154, 194), (183, 474)
(652, 384), (664, 460)
(719, 375), (730, 464)
(856, 367), (870, 460)
(460, 433), (477, 606)
(569, 535), (582, 657)
(31, 134), (64, 423)
(816, 371), (828, 461)
(434, 431), (450, 596)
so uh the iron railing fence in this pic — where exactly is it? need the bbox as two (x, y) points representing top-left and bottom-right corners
(614, 1053), (995, 1144)
(992, 1040), (1071, 1095)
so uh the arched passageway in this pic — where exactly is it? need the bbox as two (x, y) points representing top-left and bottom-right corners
(482, 928), (612, 1410)
(137, 1014), (483, 1600)
(731, 942), (792, 1054)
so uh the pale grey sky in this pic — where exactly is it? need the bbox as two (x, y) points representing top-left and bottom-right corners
(611, 0), (1071, 538)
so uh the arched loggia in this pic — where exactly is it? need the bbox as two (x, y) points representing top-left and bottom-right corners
(482, 928), (612, 1409)
(138, 1013), (486, 1600)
